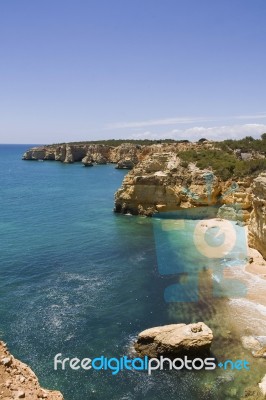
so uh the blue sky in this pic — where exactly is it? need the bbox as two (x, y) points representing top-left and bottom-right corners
(1, 0), (266, 143)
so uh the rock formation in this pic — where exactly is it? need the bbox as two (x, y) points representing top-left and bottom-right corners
(22, 141), (201, 166)
(249, 173), (266, 259)
(115, 159), (135, 169)
(81, 155), (93, 167)
(241, 335), (266, 358)
(0, 341), (63, 399)
(259, 375), (266, 397)
(134, 322), (213, 358)
(114, 151), (252, 219)
(22, 141), (266, 259)
(22, 143), (143, 167)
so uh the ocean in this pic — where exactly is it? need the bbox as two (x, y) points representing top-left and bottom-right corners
(0, 145), (264, 400)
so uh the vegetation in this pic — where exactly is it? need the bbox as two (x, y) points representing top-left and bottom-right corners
(198, 138), (208, 143)
(52, 139), (190, 147)
(179, 146), (266, 181)
(47, 134), (266, 180)
(215, 135), (266, 154)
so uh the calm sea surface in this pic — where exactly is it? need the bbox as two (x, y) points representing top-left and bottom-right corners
(0, 145), (263, 400)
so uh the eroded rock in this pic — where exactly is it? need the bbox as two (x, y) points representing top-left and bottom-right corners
(0, 341), (63, 400)
(249, 173), (266, 259)
(134, 322), (213, 358)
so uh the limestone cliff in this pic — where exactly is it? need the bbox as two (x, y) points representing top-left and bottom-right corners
(23, 141), (265, 259)
(0, 341), (63, 400)
(22, 142), (199, 168)
(114, 149), (266, 260)
(22, 143), (144, 168)
(249, 173), (266, 259)
(114, 151), (252, 220)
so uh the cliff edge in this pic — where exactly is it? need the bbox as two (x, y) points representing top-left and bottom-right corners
(22, 140), (266, 259)
(249, 173), (266, 259)
(0, 341), (63, 400)
(114, 151), (252, 221)
(113, 149), (265, 260)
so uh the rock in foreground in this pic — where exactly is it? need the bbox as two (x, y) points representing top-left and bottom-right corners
(259, 374), (266, 397)
(0, 341), (63, 400)
(134, 322), (213, 358)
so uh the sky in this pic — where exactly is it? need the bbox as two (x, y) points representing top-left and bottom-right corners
(0, 0), (266, 144)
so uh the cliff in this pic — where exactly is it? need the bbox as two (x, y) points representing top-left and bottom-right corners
(249, 173), (266, 259)
(114, 151), (253, 221)
(22, 143), (146, 168)
(22, 140), (266, 258)
(0, 341), (63, 399)
(22, 142), (205, 168)
(113, 148), (266, 261)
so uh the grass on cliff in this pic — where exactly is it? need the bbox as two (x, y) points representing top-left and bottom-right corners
(216, 135), (266, 154)
(179, 148), (266, 180)
(52, 139), (190, 147)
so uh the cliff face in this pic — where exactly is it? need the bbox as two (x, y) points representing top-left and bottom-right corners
(22, 142), (197, 167)
(23, 141), (265, 258)
(249, 173), (266, 258)
(0, 341), (63, 399)
(114, 151), (252, 220)
(114, 150), (266, 259)
(22, 143), (145, 168)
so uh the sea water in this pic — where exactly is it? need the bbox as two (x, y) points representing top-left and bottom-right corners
(0, 145), (264, 400)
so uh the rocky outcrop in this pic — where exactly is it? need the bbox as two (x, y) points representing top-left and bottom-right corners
(54, 146), (66, 162)
(64, 145), (87, 163)
(0, 341), (63, 399)
(23, 143), (144, 166)
(22, 147), (50, 161)
(23, 141), (265, 259)
(114, 150), (266, 261)
(259, 375), (266, 397)
(83, 144), (109, 164)
(110, 143), (140, 167)
(114, 152), (252, 219)
(241, 335), (266, 358)
(249, 173), (266, 259)
(134, 322), (213, 358)
(22, 141), (202, 166)
(81, 155), (93, 167)
(115, 159), (135, 169)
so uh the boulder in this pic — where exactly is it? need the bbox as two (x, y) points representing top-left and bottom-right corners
(241, 336), (266, 358)
(134, 322), (213, 358)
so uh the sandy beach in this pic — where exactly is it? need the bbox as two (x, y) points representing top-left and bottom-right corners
(198, 219), (266, 339)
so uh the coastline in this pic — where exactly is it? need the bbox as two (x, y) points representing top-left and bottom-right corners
(1, 145), (266, 399)
(199, 219), (266, 333)
(0, 341), (63, 400)
(227, 243), (266, 338)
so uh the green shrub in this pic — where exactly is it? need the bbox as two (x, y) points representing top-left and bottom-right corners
(179, 148), (266, 180)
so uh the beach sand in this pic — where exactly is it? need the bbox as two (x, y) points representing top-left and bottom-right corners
(203, 219), (266, 339)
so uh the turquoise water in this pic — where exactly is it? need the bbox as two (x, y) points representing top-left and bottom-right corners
(0, 145), (262, 400)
